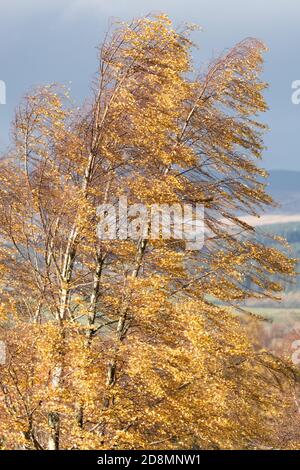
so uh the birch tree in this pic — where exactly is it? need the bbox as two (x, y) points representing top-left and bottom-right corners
(0, 14), (298, 450)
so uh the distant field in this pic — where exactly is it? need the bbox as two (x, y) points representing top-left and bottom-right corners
(238, 307), (300, 325)
(241, 214), (300, 226)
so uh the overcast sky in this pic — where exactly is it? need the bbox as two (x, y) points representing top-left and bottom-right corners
(0, 0), (299, 170)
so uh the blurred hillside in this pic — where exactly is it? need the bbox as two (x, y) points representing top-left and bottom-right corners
(268, 170), (300, 215)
